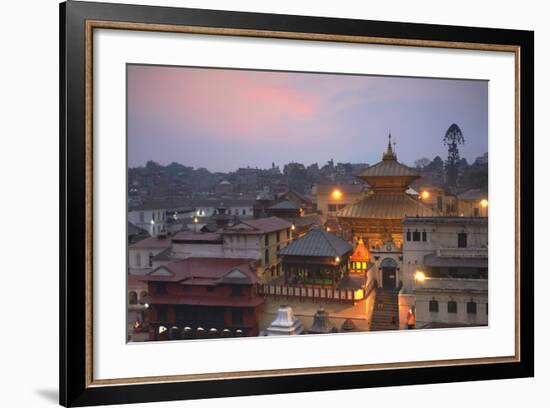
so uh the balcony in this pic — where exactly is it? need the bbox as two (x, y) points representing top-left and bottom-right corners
(437, 247), (487, 258)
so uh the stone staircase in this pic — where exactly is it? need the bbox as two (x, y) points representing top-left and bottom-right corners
(370, 288), (399, 331)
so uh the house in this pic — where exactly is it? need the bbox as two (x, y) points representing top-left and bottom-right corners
(457, 189), (488, 217)
(278, 228), (353, 287)
(140, 258), (263, 339)
(401, 217), (488, 329)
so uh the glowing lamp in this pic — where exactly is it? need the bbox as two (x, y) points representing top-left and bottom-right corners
(335, 256), (341, 263)
(421, 191), (430, 200)
(331, 189), (343, 200)
(414, 271), (426, 282)
(193, 217), (198, 223)
(480, 199), (489, 208)
(326, 226), (331, 232)
(291, 224), (296, 231)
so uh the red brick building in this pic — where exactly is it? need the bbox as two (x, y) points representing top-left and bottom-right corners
(140, 257), (264, 339)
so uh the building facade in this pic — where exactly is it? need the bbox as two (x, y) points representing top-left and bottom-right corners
(140, 258), (263, 339)
(401, 217), (488, 328)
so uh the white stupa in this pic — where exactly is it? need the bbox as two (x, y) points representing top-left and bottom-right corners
(265, 305), (304, 336)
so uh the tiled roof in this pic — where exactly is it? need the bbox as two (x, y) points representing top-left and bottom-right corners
(336, 192), (436, 219)
(356, 159), (419, 178)
(278, 228), (353, 258)
(233, 217), (292, 234)
(129, 236), (172, 249)
(140, 257), (258, 284)
(268, 200), (302, 210)
(152, 247), (172, 261)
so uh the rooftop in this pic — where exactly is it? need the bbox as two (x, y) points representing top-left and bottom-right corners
(225, 216), (292, 234)
(278, 228), (353, 258)
(140, 257), (258, 284)
(337, 192), (436, 219)
(129, 236), (172, 249)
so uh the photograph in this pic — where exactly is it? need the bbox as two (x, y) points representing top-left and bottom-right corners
(126, 64), (490, 342)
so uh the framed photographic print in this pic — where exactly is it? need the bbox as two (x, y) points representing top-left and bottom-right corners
(60, 0), (534, 406)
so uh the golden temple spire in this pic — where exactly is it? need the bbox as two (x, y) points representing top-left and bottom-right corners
(383, 133), (397, 161)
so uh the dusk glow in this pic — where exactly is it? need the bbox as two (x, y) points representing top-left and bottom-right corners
(128, 65), (488, 171)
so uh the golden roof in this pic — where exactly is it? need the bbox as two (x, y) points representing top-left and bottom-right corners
(356, 134), (420, 188)
(336, 192), (436, 220)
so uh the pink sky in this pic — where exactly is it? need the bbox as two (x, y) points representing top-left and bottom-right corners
(127, 64), (488, 172)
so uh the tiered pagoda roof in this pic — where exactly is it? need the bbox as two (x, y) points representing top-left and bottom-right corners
(337, 134), (436, 220)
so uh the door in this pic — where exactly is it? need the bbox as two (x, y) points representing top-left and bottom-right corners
(382, 268), (396, 288)
(380, 258), (398, 288)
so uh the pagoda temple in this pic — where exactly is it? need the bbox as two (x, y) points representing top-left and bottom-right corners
(337, 134), (436, 247)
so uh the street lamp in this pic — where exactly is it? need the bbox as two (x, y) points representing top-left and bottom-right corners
(480, 199), (489, 208)
(421, 191), (430, 200)
(414, 271), (426, 282)
(331, 189), (343, 200)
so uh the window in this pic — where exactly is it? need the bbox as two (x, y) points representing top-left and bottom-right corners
(422, 230), (427, 242)
(458, 232), (468, 248)
(242, 209), (246, 215)
(152, 212), (155, 221)
(232, 309), (243, 325)
(406, 230), (411, 241)
(148, 252), (154, 267)
(129, 291), (138, 305)
(467, 301), (477, 314)
(412, 230), (420, 241)
(328, 204), (337, 212)
(429, 299), (439, 313)
(135, 252), (141, 267)
(448, 301), (457, 313)
(265, 235), (269, 246)
(474, 207), (480, 217)
(276, 231), (280, 243)
(265, 248), (269, 264)
(228, 209), (232, 215)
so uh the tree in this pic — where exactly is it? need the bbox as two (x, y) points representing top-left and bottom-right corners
(414, 157), (431, 169)
(443, 124), (465, 188)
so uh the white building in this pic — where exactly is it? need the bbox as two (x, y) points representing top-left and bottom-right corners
(128, 207), (167, 237)
(401, 217), (488, 329)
